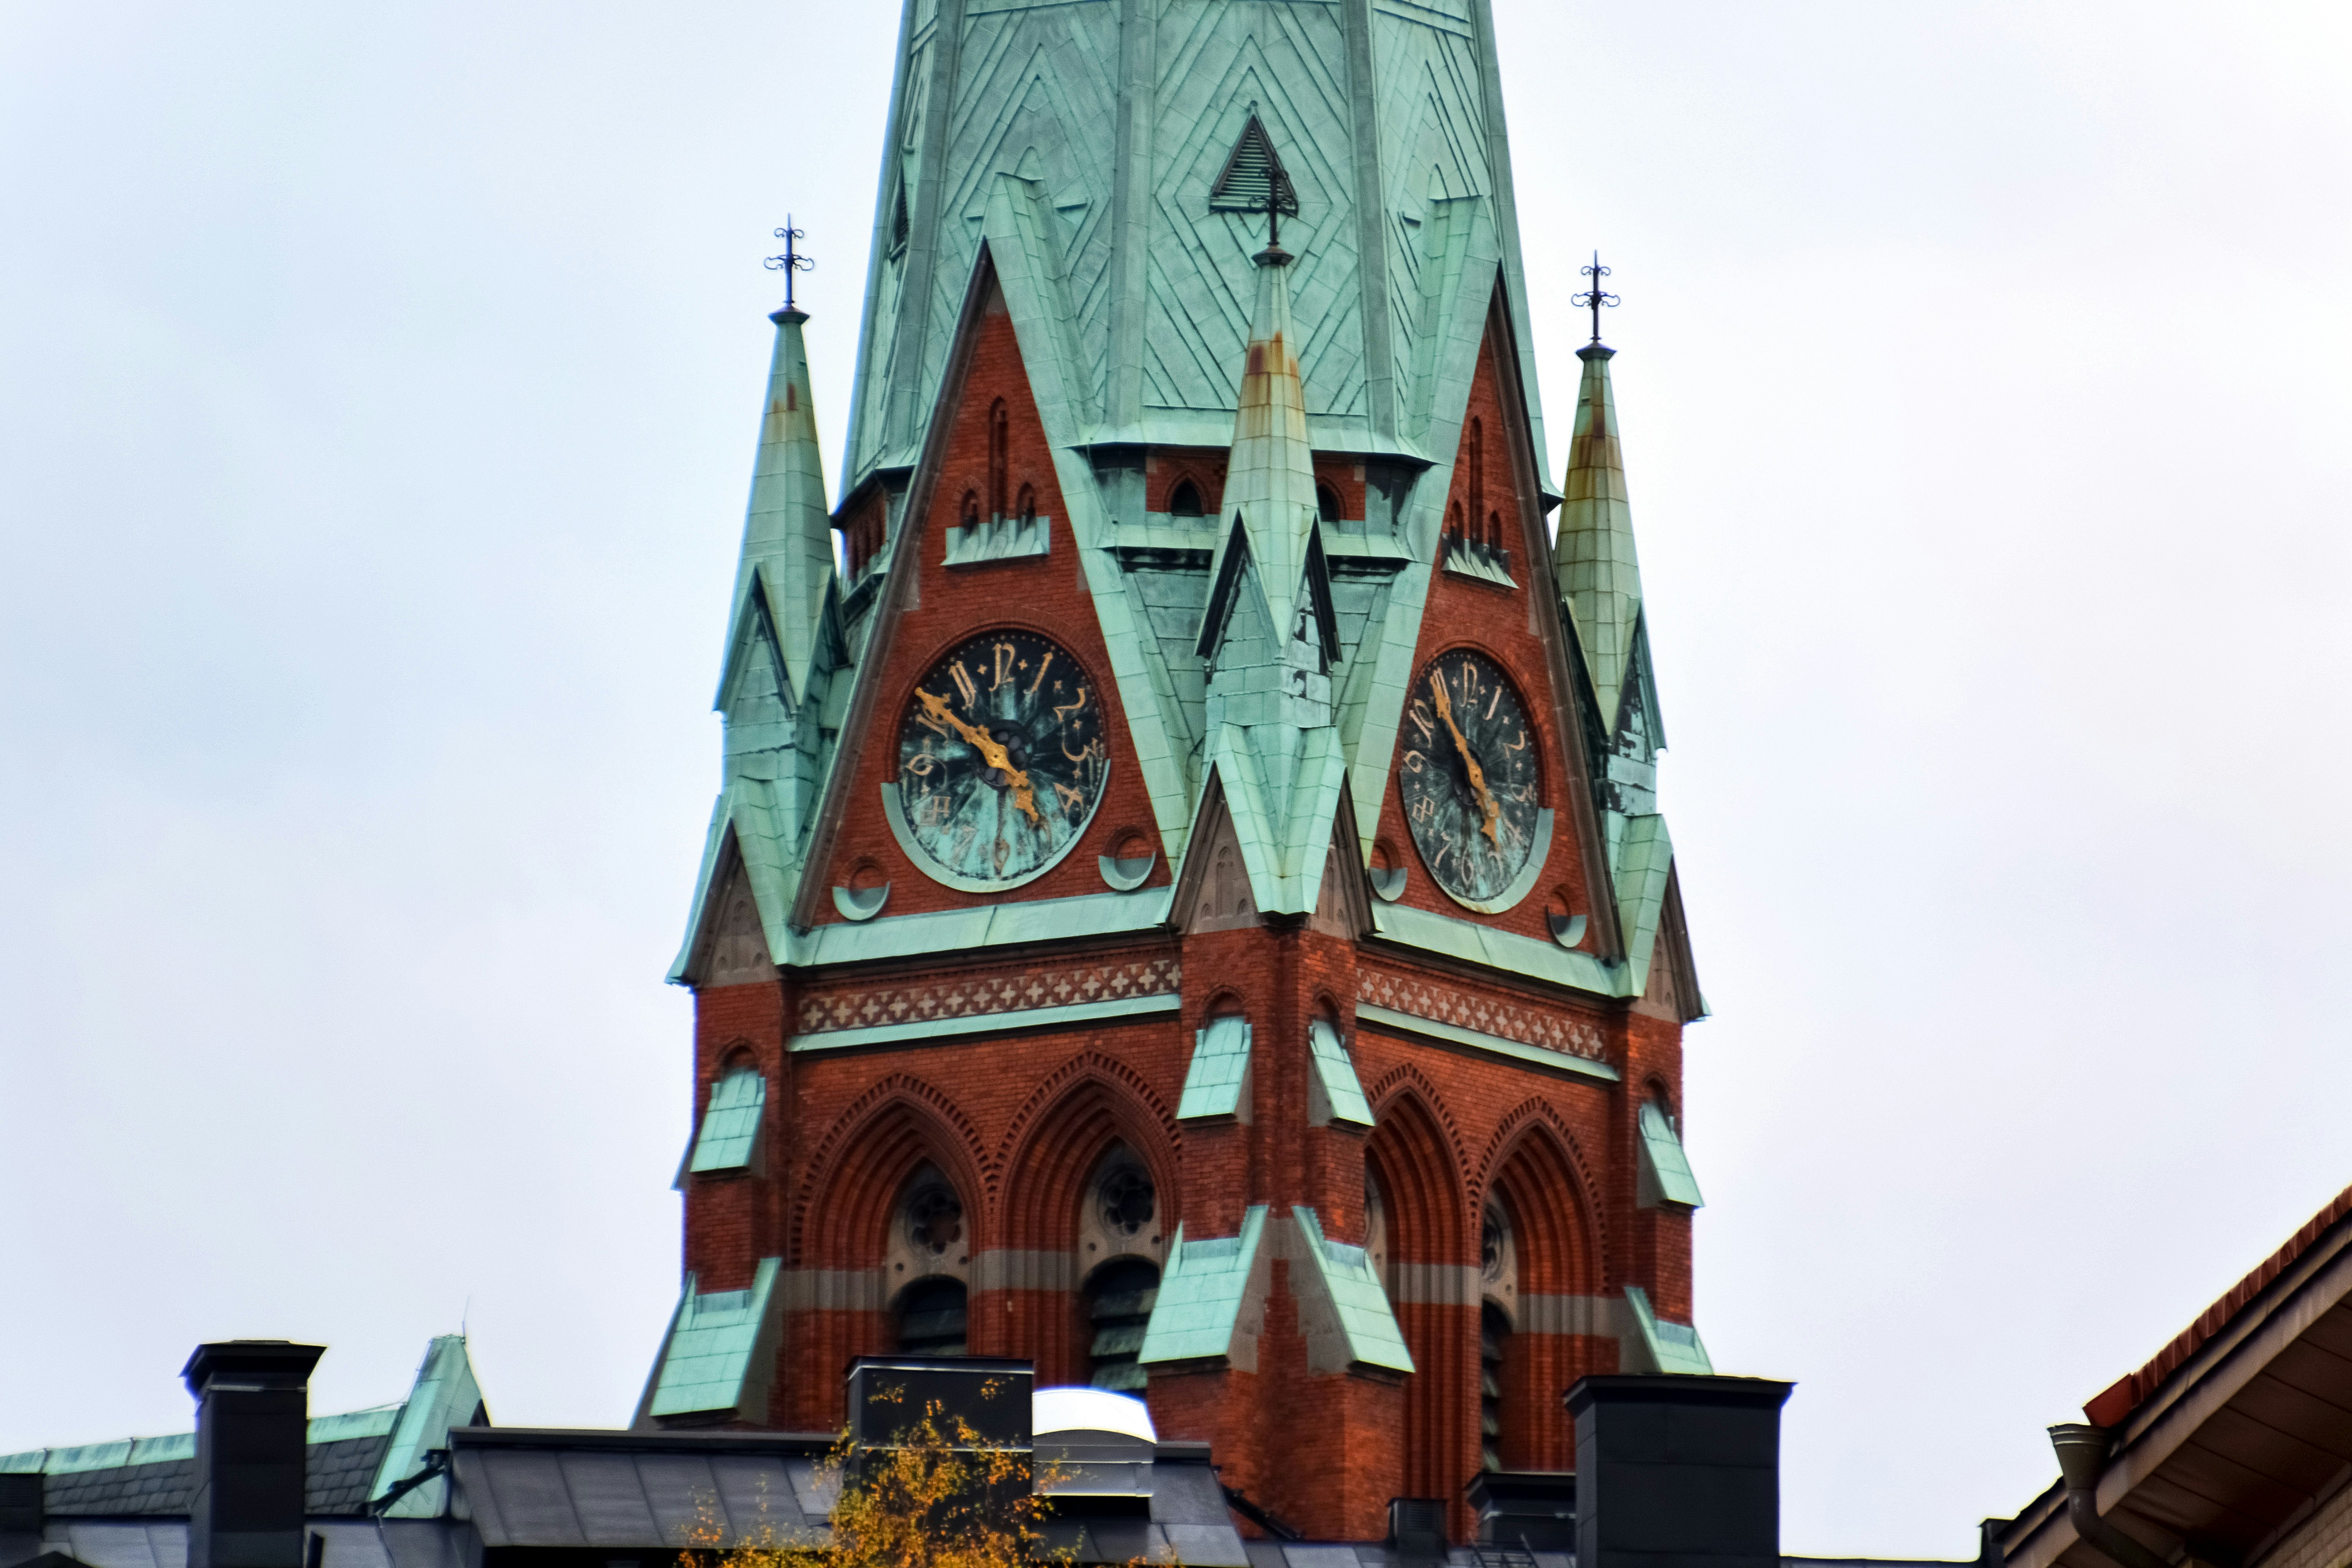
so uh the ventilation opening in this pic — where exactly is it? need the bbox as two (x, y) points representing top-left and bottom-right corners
(1480, 1301), (1511, 1471)
(1208, 113), (1300, 218)
(1168, 478), (1204, 518)
(1086, 1257), (1160, 1391)
(1316, 482), (1342, 524)
(890, 176), (910, 254)
(897, 1278), (969, 1355)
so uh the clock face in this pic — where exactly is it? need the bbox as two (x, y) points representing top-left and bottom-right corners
(1399, 649), (1542, 904)
(895, 629), (1108, 885)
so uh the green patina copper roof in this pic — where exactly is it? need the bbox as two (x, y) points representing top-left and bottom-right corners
(1306, 1018), (1374, 1130)
(1625, 1285), (1713, 1376)
(1137, 1207), (1269, 1367)
(688, 1064), (766, 1173)
(733, 310), (839, 709)
(1176, 1015), (1253, 1121)
(372, 1334), (484, 1518)
(669, 2), (1699, 1025)
(644, 1259), (782, 1421)
(841, 0), (1553, 480)
(1288, 1207), (1413, 1373)
(1556, 344), (1645, 737)
(1635, 1101), (1705, 1210)
(0, 1335), (485, 1514)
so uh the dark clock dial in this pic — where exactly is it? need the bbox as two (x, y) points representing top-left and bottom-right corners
(1399, 649), (1542, 904)
(895, 629), (1108, 885)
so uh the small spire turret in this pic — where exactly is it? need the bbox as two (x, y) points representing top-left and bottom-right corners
(735, 231), (834, 705)
(1555, 316), (1649, 748)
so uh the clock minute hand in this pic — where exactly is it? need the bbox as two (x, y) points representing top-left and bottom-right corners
(915, 688), (1045, 828)
(1428, 674), (1503, 848)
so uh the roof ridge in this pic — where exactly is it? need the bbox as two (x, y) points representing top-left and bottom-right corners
(2085, 1179), (2352, 1427)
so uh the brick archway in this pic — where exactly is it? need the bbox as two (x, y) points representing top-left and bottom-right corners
(1368, 1082), (1472, 1522)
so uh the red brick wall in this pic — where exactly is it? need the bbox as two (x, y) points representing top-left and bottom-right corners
(815, 288), (1169, 922)
(1372, 335), (1597, 950)
(671, 310), (1694, 1546)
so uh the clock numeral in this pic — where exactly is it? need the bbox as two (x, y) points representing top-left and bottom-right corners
(1407, 701), (1434, 743)
(1485, 684), (1503, 722)
(912, 692), (951, 738)
(993, 641), (1016, 690)
(1052, 686), (1089, 726)
(1409, 795), (1437, 825)
(1052, 781), (1084, 816)
(1503, 727), (1528, 754)
(1029, 649), (1055, 694)
(903, 751), (939, 778)
(916, 792), (952, 826)
(950, 661), (979, 710)
(1403, 749), (1427, 775)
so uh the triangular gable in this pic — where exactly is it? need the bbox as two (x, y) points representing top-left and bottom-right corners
(1208, 114), (1299, 218)
(785, 236), (1179, 928)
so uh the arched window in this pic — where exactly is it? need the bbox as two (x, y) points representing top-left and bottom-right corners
(896, 1277), (968, 1355)
(1167, 477), (1204, 518)
(892, 1174), (969, 1354)
(959, 489), (981, 531)
(1015, 483), (1036, 525)
(1084, 1257), (1159, 1391)
(1316, 481), (1342, 524)
(988, 399), (1010, 522)
(1487, 510), (1504, 550)
(1447, 501), (1465, 542)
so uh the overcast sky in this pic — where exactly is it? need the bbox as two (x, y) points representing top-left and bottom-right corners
(4, 0), (2350, 1555)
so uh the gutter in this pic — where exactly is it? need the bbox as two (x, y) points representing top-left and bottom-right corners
(2047, 1425), (2169, 1568)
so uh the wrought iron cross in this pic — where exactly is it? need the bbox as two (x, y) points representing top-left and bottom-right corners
(765, 216), (815, 310)
(1573, 251), (1620, 343)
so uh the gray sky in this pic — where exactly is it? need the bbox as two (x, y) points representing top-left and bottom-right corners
(4, 0), (2348, 1555)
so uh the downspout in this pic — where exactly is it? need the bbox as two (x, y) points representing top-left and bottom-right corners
(2048, 1424), (2171, 1568)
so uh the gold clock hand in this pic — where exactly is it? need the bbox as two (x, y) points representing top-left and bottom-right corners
(1429, 673), (1503, 847)
(915, 688), (1045, 828)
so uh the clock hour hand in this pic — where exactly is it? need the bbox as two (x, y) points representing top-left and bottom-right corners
(1428, 673), (1503, 847)
(914, 688), (1045, 828)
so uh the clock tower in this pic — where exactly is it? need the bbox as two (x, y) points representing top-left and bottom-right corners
(651, 0), (1709, 1546)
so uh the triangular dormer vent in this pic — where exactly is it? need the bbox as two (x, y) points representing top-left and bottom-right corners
(890, 172), (910, 254)
(1209, 114), (1299, 216)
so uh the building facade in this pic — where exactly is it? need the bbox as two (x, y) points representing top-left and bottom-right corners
(651, 0), (1709, 1542)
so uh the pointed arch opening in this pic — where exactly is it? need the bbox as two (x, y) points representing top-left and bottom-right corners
(1316, 480), (1343, 524)
(1168, 477), (1204, 518)
(1367, 1085), (1472, 1510)
(888, 1166), (970, 1355)
(1015, 482), (1037, 525)
(988, 399), (1010, 522)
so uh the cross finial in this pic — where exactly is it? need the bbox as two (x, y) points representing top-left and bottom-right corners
(765, 216), (815, 311)
(1572, 251), (1619, 343)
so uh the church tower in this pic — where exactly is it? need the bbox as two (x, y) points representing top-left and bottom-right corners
(652, 0), (1709, 1544)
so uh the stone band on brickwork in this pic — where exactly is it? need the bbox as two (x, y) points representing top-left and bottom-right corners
(799, 957), (1181, 1034)
(1356, 970), (1610, 1061)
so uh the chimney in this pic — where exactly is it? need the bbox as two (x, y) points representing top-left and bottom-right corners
(1566, 1374), (1795, 1568)
(181, 1341), (326, 1568)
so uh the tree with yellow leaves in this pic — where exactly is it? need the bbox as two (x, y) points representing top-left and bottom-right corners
(681, 1380), (1075, 1568)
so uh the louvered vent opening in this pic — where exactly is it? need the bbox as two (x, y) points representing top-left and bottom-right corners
(1480, 1302), (1512, 1471)
(1086, 1258), (1160, 1392)
(897, 1278), (968, 1355)
(1209, 114), (1299, 216)
(890, 177), (910, 254)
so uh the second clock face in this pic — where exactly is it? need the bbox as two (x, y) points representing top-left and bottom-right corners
(896, 629), (1108, 886)
(1400, 648), (1542, 904)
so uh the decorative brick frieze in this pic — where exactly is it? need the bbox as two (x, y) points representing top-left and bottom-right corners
(798, 957), (1181, 1036)
(1357, 968), (1610, 1062)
